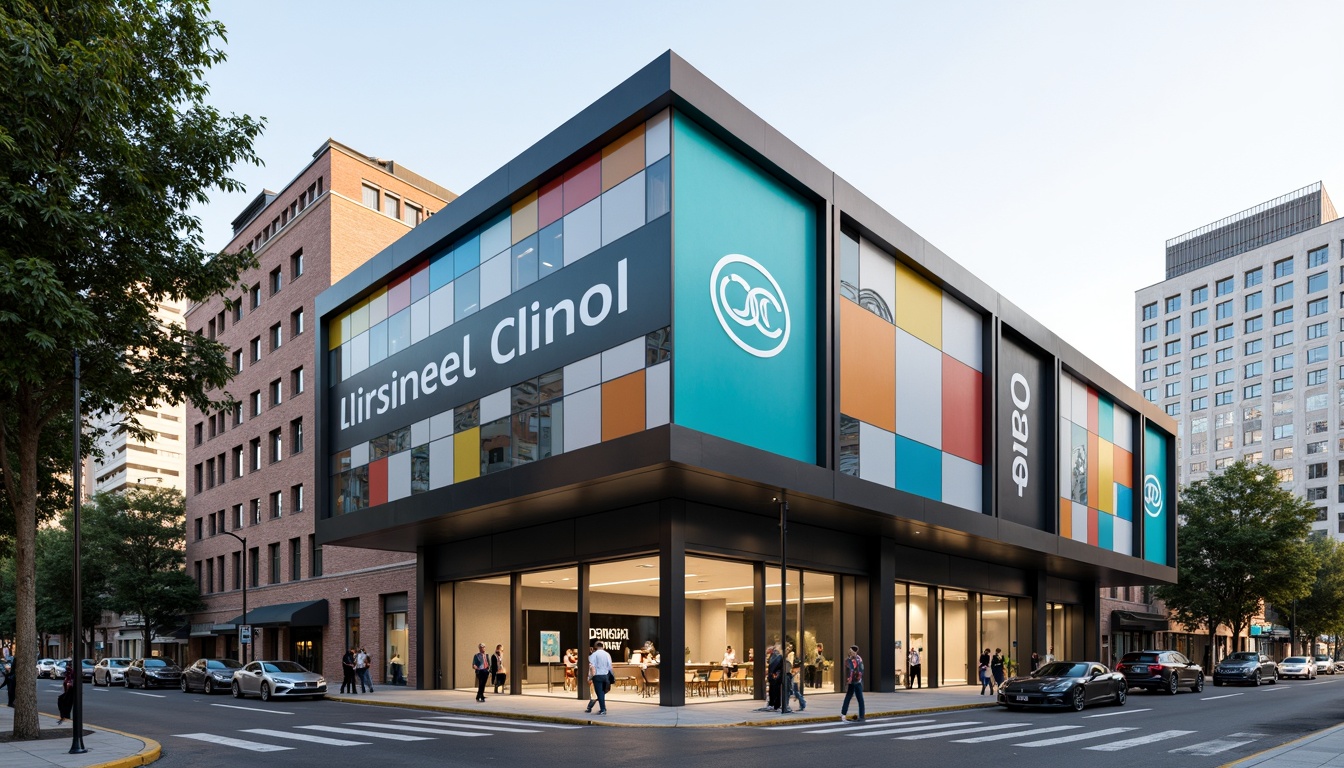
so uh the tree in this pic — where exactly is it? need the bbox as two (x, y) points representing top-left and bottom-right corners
(35, 509), (113, 657)
(88, 489), (202, 659)
(0, 2), (262, 738)
(1289, 537), (1344, 656)
(1156, 461), (1318, 664)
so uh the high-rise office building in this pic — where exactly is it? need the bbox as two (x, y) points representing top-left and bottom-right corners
(1136, 182), (1344, 538)
(182, 140), (453, 679)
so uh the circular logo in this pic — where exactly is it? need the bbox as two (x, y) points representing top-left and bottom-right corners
(1143, 474), (1163, 518)
(709, 254), (791, 358)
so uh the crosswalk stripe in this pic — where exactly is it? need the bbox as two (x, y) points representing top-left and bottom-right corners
(1084, 729), (1195, 751)
(174, 732), (293, 752)
(343, 721), (489, 737)
(850, 721), (984, 738)
(953, 725), (1082, 743)
(1169, 737), (1259, 756)
(1200, 694), (1243, 700)
(393, 718), (540, 734)
(1016, 726), (1136, 747)
(898, 723), (1023, 740)
(296, 725), (433, 741)
(240, 728), (367, 746)
(800, 719), (933, 734)
(422, 715), (583, 730)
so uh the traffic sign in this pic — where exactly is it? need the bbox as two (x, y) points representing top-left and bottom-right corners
(240, 625), (252, 644)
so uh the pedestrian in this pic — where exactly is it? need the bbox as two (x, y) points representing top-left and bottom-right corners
(991, 648), (1006, 687)
(472, 643), (490, 702)
(491, 644), (508, 694)
(340, 647), (357, 694)
(563, 648), (578, 691)
(1030, 651), (1040, 672)
(56, 670), (75, 724)
(809, 643), (824, 688)
(907, 646), (922, 689)
(389, 653), (405, 685)
(1045, 646), (1055, 664)
(787, 644), (807, 711)
(840, 645), (865, 722)
(356, 647), (373, 692)
(766, 644), (783, 711)
(979, 648), (993, 694)
(585, 640), (613, 716)
(3, 656), (15, 708)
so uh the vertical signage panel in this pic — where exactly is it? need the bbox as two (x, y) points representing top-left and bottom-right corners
(1143, 423), (1171, 566)
(996, 329), (1051, 530)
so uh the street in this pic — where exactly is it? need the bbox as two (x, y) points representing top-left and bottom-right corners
(30, 674), (1344, 767)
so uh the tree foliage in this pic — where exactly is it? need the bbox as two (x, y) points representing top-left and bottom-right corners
(34, 508), (113, 652)
(0, 0), (262, 738)
(1155, 461), (1318, 659)
(87, 488), (202, 652)
(1289, 537), (1344, 654)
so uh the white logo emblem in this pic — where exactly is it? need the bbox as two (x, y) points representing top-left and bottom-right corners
(1143, 474), (1163, 518)
(709, 254), (790, 358)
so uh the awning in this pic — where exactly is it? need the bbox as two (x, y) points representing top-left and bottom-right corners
(1112, 610), (1170, 631)
(223, 599), (328, 628)
(190, 622), (219, 637)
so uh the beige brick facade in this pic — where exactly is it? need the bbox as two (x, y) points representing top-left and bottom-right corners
(183, 141), (451, 684)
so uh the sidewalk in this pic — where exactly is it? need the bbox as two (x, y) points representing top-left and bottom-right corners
(0, 701), (158, 768)
(3, 680), (1343, 766)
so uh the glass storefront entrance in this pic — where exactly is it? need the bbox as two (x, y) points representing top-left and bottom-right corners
(898, 582), (1022, 687)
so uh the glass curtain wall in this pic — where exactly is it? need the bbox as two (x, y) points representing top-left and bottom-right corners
(940, 589), (969, 685)
(685, 557), (753, 699)
(518, 567), (576, 698)
(895, 584), (930, 688)
(764, 566), (839, 694)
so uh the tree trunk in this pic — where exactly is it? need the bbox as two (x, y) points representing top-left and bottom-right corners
(12, 407), (41, 739)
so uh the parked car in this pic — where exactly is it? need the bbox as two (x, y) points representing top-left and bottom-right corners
(1114, 650), (1203, 694)
(181, 658), (244, 695)
(231, 660), (326, 702)
(996, 661), (1126, 712)
(78, 658), (95, 682)
(35, 658), (57, 678)
(1214, 652), (1278, 686)
(92, 658), (133, 686)
(1278, 656), (1317, 680)
(125, 658), (183, 689)
(1313, 655), (1335, 675)
(1334, 658), (1344, 675)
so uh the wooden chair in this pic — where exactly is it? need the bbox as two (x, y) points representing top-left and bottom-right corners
(642, 666), (660, 698)
(730, 667), (748, 695)
(707, 668), (726, 696)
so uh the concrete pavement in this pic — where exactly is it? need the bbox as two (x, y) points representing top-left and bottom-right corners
(3, 679), (1342, 766)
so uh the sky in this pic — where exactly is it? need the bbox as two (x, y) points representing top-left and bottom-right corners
(196, 0), (1344, 386)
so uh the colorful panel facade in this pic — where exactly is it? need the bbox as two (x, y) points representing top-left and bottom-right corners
(838, 232), (985, 513)
(1058, 371), (1135, 555)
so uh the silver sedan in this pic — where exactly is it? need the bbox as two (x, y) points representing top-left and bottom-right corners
(92, 658), (133, 686)
(231, 660), (326, 701)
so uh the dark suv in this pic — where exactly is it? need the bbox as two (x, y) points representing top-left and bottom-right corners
(1213, 651), (1278, 686)
(1114, 650), (1203, 694)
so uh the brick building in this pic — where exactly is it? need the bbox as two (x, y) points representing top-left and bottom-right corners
(183, 140), (453, 682)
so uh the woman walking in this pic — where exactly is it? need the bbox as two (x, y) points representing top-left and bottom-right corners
(991, 648), (1006, 688)
(57, 671), (75, 724)
(978, 648), (993, 694)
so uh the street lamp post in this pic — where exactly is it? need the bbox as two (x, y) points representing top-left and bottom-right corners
(221, 532), (248, 663)
(778, 494), (789, 713)
(70, 351), (86, 754)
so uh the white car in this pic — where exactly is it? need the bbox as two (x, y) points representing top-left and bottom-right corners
(35, 658), (57, 678)
(1277, 656), (1317, 680)
(1313, 655), (1335, 675)
(93, 657), (133, 686)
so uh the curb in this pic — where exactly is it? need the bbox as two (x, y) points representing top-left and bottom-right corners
(322, 694), (998, 728)
(31, 714), (162, 768)
(1219, 721), (1344, 768)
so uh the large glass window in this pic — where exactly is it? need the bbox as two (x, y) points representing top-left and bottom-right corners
(895, 584), (930, 688)
(384, 593), (408, 686)
(940, 590), (969, 685)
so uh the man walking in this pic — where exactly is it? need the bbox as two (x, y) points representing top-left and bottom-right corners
(357, 647), (374, 692)
(472, 643), (490, 702)
(907, 646), (922, 689)
(586, 640), (613, 716)
(840, 644), (866, 723)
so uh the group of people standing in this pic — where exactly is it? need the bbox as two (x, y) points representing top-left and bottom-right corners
(977, 647), (1007, 694)
(340, 646), (375, 694)
(471, 643), (509, 701)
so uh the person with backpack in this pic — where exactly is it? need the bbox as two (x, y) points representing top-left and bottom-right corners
(840, 644), (866, 722)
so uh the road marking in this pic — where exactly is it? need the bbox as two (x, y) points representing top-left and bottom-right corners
(240, 728), (367, 746)
(210, 703), (294, 715)
(174, 732), (292, 752)
(898, 723), (1023, 740)
(1200, 693), (1243, 700)
(1260, 686), (1291, 691)
(800, 718), (932, 734)
(422, 715), (584, 729)
(393, 718), (541, 734)
(1085, 707), (1153, 717)
(1084, 729), (1195, 751)
(1303, 681), (1332, 686)
(1170, 737), (1260, 756)
(953, 726), (1081, 743)
(127, 692), (167, 698)
(849, 721), (983, 738)
(1016, 726), (1136, 747)
(343, 721), (488, 738)
(297, 725), (434, 741)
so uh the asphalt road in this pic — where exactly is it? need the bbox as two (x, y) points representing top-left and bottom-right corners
(42, 673), (1344, 768)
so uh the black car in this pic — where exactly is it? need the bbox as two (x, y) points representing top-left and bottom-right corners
(1114, 650), (1203, 694)
(181, 658), (243, 695)
(997, 661), (1127, 712)
(1213, 651), (1278, 686)
(124, 658), (183, 689)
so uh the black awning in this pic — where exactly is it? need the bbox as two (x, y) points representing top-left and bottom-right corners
(223, 599), (328, 628)
(1112, 610), (1170, 631)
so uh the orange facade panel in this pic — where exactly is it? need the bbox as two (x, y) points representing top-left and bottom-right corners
(602, 369), (647, 442)
(839, 299), (895, 432)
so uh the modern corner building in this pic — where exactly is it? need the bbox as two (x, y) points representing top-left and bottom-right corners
(315, 51), (1176, 705)
(183, 139), (453, 677)
(1136, 183), (1344, 542)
